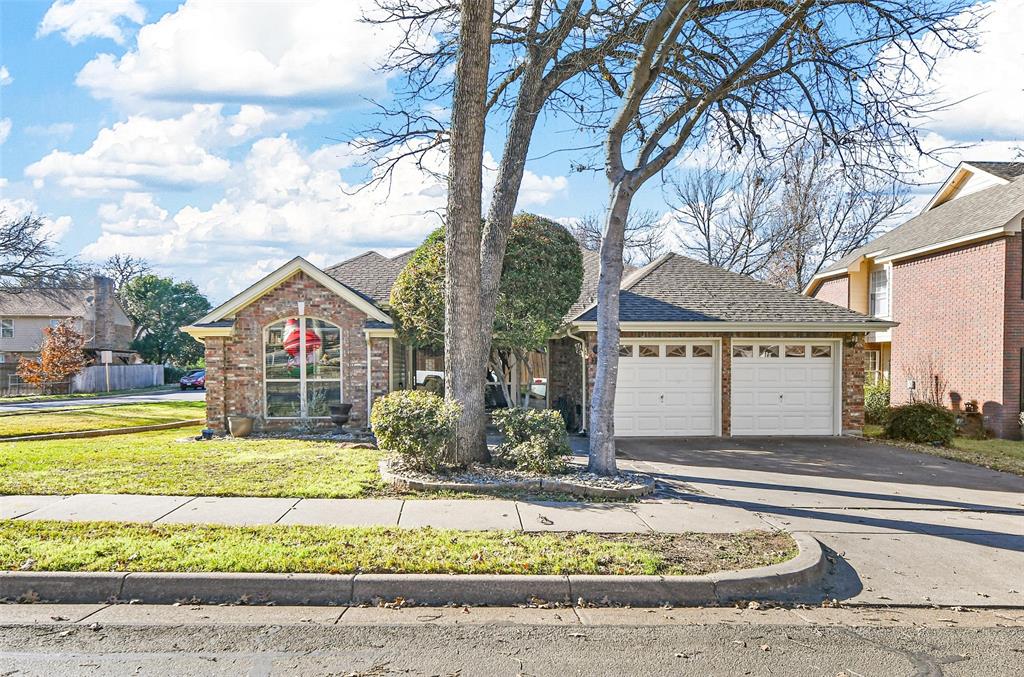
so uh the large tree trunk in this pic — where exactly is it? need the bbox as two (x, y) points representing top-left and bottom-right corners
(588, 183), (633, 476)
(445, 0), (493, 465)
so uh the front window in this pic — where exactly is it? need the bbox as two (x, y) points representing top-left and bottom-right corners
(264, 317), (342, 418)
(869, 269), (889, 318)
(0, 319), (12, 339)
(866, 350), (881, 383)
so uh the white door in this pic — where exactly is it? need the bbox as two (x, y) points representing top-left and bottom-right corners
(730, 341), (837, 436)
(615, 341), (717, 436)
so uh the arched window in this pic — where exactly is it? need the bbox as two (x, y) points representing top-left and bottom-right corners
(264, 317), (342, 419)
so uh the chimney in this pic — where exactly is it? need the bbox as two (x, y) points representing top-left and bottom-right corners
(90, 275), (117, 350)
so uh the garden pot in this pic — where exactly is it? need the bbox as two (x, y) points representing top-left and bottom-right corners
(329, 403), (353, 430)
(228, 415), (254, 438)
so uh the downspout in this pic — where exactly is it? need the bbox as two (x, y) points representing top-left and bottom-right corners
(365, 333), (373, 428)
(565, 328), (587, 434)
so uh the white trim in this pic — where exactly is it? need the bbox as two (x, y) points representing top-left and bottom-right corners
(365, 334), (373, 426)
(572, 320), (894, 332)
(872, 226), (1011, 264)
(194, 256), (391, 326)
(364, 327), (397, 339)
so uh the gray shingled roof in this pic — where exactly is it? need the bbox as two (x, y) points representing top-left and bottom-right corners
(564, 249), (636, 322)
(324, 250), (414, 305)
(820, 175), (1024, 276)
(575, 253), (884, 325)
(0, 288), (91, 317)
(966, 161), (1024, 181)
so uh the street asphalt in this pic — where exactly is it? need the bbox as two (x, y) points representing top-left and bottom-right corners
(0, 388), (205, 412)
(1, 605), (1022, 676)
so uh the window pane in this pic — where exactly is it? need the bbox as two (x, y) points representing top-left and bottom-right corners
(266, 381), (301, 417)
(785, 345), (806, 358)
(759, 345), (780, 358)
(811, 345), (832, 358)
(265, 319), (300, 380)
(307, 319), (341, 379)
(665, 344), (687, 358)
(692, 344), (713, 358)
(732, 345), (753, 358)
(1, 319), (12, 338)
(306, 381), (341, 417)
(638, 344), (660, 358)
(618, 344), (633, 357)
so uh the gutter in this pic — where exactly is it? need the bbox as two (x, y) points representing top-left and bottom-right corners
(565, 328), (588, 434)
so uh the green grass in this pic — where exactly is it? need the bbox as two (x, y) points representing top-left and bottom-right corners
(0, 401), (205, 438)
(864, 424), (1024, 476)
(0, 428), (385, 497)
(0, 385), (177, 404)
(0, 521), (796, 576)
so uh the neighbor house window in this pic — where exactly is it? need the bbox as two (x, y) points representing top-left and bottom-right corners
(264, 317), (342, 419)
(869, 269), (889, 317)
(866, 350), (881, 383)
(0, 319), (12, 339)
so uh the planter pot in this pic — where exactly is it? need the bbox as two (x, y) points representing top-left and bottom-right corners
(228, 415), (254, 438)
(329, 403), (353, 430)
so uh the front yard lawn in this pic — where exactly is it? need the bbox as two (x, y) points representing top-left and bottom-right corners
(0, 428), (385, 498)
(864, 424), (1024, 476)
(0, 401), (205, 438)
(0, 521), (796, 576)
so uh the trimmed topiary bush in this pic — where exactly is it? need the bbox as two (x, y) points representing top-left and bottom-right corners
(370, 390), (461, 472)
(884, 402), (956, 445)
(864, 378), (891, 425)
(491, 407), (571, 474)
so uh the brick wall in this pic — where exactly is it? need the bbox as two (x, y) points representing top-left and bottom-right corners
(1002, 232), (1024, 438)
(547, 337), (584, 429)
(568, 330), (864, 436)
(812, 276), (850, 308)
(203, 271), (386, 432)
(889, 238), (1009, 434)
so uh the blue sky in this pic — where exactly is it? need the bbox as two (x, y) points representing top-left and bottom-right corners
(0, 0), (1021, 303)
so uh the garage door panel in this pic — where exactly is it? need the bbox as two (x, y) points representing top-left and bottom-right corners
(615, 343), (717, 437)
(731, 342), (836, 436)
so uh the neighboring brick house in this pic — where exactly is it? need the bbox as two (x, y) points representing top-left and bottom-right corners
(0, 275), (136, 366)
(185, 248), (889, 437)
(805, 161), (1024, 438)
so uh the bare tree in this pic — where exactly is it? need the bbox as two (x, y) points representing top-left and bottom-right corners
(364, 0), (655, 461)
(0, 212), (84, 292)
(568, 210), (666, 266)
(99, 254), (151, 295)
(587, 0), (978, 475)
(673, 141), (908, 290)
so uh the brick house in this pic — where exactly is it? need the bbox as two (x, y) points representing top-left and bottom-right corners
(805, 161), (1024, 438)
(0, 275), (136, 366)
(185, 246), (889, 437)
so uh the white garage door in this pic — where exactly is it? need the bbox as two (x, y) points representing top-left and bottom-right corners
(615, 341), (717, 436)
(730, 341), (837, 436)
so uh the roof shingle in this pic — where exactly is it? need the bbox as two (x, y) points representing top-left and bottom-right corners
(575, 253), (883, 325)
(821, 175), (1024, 276)
(324, 250), (414, 305)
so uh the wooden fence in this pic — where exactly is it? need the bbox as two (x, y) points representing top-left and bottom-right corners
(71, 365), (165, 393)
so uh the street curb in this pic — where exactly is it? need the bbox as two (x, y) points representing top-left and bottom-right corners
(0, 534), (826, 607)
(0, 419), (204, 443)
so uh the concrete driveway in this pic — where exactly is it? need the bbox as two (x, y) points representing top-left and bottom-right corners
(615, 437), (1024, 607)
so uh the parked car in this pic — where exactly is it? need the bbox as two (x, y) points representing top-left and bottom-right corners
(180, 369), (206, 390)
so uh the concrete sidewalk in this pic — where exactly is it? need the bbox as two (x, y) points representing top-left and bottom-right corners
(0, 493), (772, 533)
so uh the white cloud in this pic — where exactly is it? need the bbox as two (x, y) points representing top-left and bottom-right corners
(24, 105), (232, 195)
(0, 66), (11, 86)
(38, 0), (145, 45)
(0, 119), (10, 145)
(79, 135), (569, 300)
(885, 0), (1024, 141)
(76, 0), (409, 109)
(0, 195), (73, 242)
(24, 122), (75, 141)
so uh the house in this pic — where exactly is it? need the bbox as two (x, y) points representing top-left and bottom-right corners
(184, 247), (891, 438)
(805, 161), (1024, 438)
(0, 275), (136, 366)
